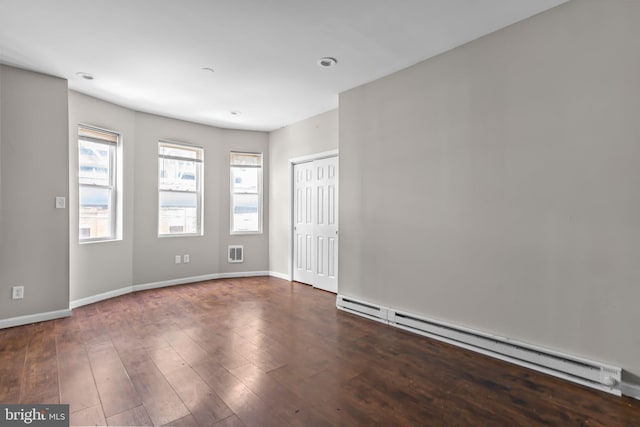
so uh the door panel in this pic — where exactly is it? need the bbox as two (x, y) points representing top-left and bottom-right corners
(313, 156), (338, 293)
(293, 162), (315, 285)
(292, 156), (338, 292)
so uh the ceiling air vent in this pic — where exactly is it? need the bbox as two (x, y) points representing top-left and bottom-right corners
(228, 245), (243, 263)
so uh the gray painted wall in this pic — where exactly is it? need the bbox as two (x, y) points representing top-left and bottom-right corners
(340, 0), (640, 380)
(68, 91), (136, 301)
(268, 110), (338, 277)
(133, 112), (269, 285)
(68, 95), (270, 298)
(0, 65), (69, 318)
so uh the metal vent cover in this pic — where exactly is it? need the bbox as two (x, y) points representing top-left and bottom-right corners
(228, 245), (243, 263)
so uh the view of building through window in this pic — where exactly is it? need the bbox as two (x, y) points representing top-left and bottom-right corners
(230, 152), (262, 233)
(78, 126), (118, 241)
(158, 141), (203, 236)
(80, 138), (260, 239)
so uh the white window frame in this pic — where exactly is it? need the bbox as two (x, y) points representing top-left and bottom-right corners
(78, 124), (120, 243)
(158, 140), (204, 237)
(230, 151), (263, 235)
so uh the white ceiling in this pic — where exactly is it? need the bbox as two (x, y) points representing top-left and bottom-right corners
(0, 0), (567, 132)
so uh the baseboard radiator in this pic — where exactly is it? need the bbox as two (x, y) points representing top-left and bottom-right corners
(336, 295), (622, 396)
(336, 295), (389, 324)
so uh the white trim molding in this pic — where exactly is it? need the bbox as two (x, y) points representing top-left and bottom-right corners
(68, 271), (270, 309)
(289, 149), (339, 165)
(0, 308), (71, 329)
(218, 271), (269, 279)
(1, 272), (275, 329)
(70, 286), (132, 309)
(622, 381), (640, 401)
(133, 271), (269, 292)
(132, 273), (221, 292)
(269, 271), (291, 281)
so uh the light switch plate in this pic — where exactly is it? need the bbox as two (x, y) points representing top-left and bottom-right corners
(55, 197), (66, 209)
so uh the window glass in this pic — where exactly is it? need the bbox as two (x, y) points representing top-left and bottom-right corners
(230, 152), (262, 234)
(78, 126), (119, 242)
(159, 141), (203, 236)
(231, 167), (258, 193)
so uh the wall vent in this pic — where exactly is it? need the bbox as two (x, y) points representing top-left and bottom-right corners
(228, 245), (243, 263)
(336, 294), (622, 396)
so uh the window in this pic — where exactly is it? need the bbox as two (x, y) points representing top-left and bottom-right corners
(230, 152), (263, 234)
(78, 125), (119, 242)
(158, 141), (203, 236)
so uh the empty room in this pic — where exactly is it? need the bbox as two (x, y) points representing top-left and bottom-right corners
(1, 0), (640, 426)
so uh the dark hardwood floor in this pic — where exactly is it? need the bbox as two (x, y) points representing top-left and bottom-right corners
(0, 277), (638, 426)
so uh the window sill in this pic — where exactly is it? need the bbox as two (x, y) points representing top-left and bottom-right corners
(230, 231), (263, 236)
(79, 238), (122, 245)
(158, 233), (203, 238)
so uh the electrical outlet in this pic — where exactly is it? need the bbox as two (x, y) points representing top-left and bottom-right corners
(175, 255), (182, 264)
(183, 254), (190, 263)
(12, 286), (24, 300)
(55, 196), (66, 209)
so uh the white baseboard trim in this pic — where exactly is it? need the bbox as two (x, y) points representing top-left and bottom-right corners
(132, 271), (269, 292)
(70, 286), (132, 309)
(133, 273), (221, 292)
(70, 272), (271, 310)
(622, 381), (640, 400)
(218, 270), (270, 279)
(0, 308), (71, 329)
(1, 272), (270, 329)
(269, 271), (291, 281)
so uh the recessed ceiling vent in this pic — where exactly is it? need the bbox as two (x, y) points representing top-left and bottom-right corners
(228, 245), (243, 263)
(76, 72), (94, 80)
(317, 57), (338, 68)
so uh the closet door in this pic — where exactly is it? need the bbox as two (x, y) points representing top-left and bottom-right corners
(293, 161), (315, 285)
(292, 156), (338, 293)
(313, 156), (338, 293)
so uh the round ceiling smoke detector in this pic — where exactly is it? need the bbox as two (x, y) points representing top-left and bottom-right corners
(317, 57), (338, 68)
(76, 72), (95, 80)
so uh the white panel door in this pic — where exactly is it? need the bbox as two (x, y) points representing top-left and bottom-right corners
(313, 156), (338, 293)
(292, 156), (338, 293)
(293, 162), (315, 285)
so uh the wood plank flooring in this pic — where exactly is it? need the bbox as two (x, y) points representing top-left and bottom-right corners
(1, 276), (639, 426)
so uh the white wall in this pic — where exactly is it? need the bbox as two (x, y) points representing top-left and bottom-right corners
(339, 0), (640, 384)
(268, 110), (338, 277)
(68, 91), (136, 301)
(0, 65), (69, 319)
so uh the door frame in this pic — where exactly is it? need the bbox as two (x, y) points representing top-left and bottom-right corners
(289, 149), (339, 283)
